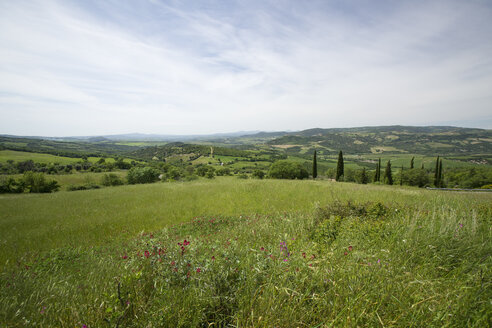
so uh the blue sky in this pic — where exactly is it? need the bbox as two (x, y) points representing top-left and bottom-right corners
(1, 0), (491, 136)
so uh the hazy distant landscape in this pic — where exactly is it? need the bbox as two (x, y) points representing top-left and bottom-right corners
(2, 0), (492, 326)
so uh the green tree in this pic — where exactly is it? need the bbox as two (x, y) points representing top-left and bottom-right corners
(312, 150), (318, 179)
(434, 156), (440, 187)
(400, 166), (403, 186)
(252, 169), (265, 179)
(127, 167), (160, 184)
(402, 168), (430, 187)
(438, 159), (443, 187)
(336, 151), (344, 181)
(101, 173), (124, 186)
(373, 163), (379, 182)
(384, 160), (393, 185)
(268, 160), (309, 180)
(410, 157), (414, 169)
(360, 167), (368, 184)
(20, 171), (59, 193)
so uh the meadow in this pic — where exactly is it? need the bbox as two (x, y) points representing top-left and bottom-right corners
(0, 178), (491, 327)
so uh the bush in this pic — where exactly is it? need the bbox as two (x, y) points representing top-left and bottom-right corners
(20, 171), (59, 193)
(237, 173), (248, 179)
(67, 183), (101, 191)
(127, 167), (160, 184)
(205, 170), (215, 179)
(0, 176), (23, 193)
(252, 169), (265, 179)
(164, 167), (183, 181)
(268, 160), (309, 180)
(216, 167), (231, 176)
(196, 165), (215, 177)
(401, 169), (430, 187)
(101, 173), (124, 187)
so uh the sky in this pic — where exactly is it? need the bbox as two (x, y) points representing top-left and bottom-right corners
(1, 0), (491, 136)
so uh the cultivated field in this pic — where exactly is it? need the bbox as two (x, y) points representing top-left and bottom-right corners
(0, 178), (490, 326)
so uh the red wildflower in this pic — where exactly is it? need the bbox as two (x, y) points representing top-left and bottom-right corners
(196, 268), (201, 273)
(211, 256), (215, 260)
(144, 251), (150, 258)
(348, 246), (353, 251)
(344, 252), (348, 256)
(302, 252), (306, 258)
(260, 247), (265, 251)
(122, 255), (128, 260)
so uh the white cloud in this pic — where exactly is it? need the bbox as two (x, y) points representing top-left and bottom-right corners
(0, 0), (491, 136)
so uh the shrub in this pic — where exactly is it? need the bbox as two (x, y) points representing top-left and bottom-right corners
(101, 173), (124, 187)
(268, 160), (309, 180)
(127, 167), (160, 184)
(216, 167), (231, 176)
(237, 173), (248, 179)
(20, 171), (59, 193)
(0, 176), (23, 193)
(67, 183), (101, 191)
(196, 165), (215, 177)
(252, 169), (265, 179)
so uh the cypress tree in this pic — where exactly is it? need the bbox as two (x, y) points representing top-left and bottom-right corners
(336, 150), (344, 181)
(361, 167), (368, 184)
(373, 163), (379, 182)
(421, 162), (424, 169)
(410, 157), (414, 169)
(377, 158), (381, 181)
(434, 156), (440, 187)
(312, 150), (317, 179)
(384, 160), (393, 185)
(438, 159), (443, 187)
(400, 165), (403, 186)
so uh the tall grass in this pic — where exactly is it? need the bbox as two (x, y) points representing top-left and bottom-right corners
(0, 179), (490, 326)
(1, 178), (488, 268)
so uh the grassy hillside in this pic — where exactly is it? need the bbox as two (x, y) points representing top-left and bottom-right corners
(0, 178), (490, 326)
(0, 136), (138, 158)
(265, 126), (492, 157)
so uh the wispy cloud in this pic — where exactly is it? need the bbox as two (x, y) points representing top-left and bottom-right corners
(1, 0), (491, 136)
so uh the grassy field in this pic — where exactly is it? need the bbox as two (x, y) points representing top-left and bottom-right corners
(8, 171), (128, 191)
(0, 178), (491, 326)
(0, 150), (79, 165)
(0, 150), (137, 165)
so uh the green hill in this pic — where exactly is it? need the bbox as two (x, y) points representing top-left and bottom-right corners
(265, 125), (492, 156)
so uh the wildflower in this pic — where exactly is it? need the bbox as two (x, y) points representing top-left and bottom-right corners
(122, 255), (128, 260)
(344, 252), (348, 256)
(171, 261), (175, 266)
(144, 251), (150, 258)
(283, 259), (288, 262)
(260, 247), (265, 251)
(302, 252), (306, 258)
(211, 256), (215, 261)
(348, 246), (353, 251)
(40, 306), (46, 314)
(196, 268), (201, 273)
(377, 259), (381, 264)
